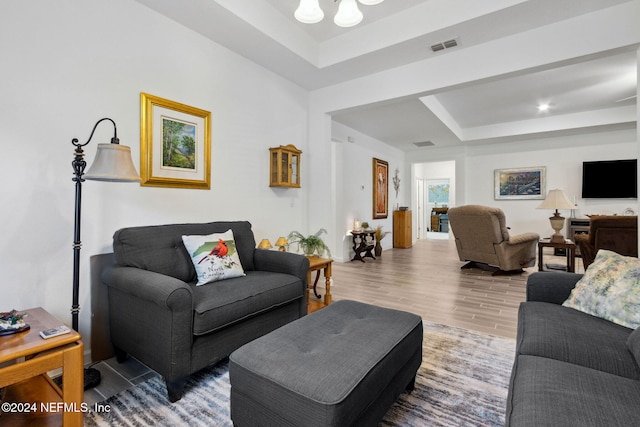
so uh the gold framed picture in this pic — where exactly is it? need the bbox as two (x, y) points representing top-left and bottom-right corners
(373, 158), (389, 219)
(140, 93), (211, 189)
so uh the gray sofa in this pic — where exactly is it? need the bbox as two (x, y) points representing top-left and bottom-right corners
(505, 272), (640, 426)
(103, 221), (309, 402)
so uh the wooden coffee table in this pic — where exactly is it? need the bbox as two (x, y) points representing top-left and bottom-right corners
(0, 307), (84, 426)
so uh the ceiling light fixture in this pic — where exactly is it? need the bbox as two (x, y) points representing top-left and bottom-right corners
(295, 0), (384, 28)
(537, 103), (550, 112)
(294, 0), (324, 24)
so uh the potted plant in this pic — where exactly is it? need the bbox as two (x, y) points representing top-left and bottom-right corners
(373, 226), (390, 256)
(287, 229), (331, 257)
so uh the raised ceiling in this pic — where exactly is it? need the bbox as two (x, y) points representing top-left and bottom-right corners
(133, 0), (638, 150)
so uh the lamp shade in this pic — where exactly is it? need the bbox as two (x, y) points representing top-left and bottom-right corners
(275, 237), (288, 247)
(536, 189), (574, 210)
(258, 239), (273, 249)
(334, 0), (363, 27)
(358, 0), (384, 5)
(84, 143), (141, 182)
(295, 0), (324, 23)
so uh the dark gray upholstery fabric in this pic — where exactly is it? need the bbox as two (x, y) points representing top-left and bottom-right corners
(229, 300), (423, 427)
(191, 303), (302, 374)
(192, 271), (304, 335)
(626, 327), (640, 366)
(525, 271), (583, 304)
(105, 221), (309, 401)
(112, 221), (257, 281)
(506, 355), (640, 427)
(507, 273), (640, 426)
(254, 249), (310, 282)
(516, 302), (638, 379)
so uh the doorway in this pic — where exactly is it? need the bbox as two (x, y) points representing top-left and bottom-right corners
(414, 161), (456, 240)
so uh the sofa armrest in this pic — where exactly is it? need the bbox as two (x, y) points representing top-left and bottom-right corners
(102, 266), (195, 380)
(103, 266), (193, 311)
(526, 271), (583, 304)
(253, 250), (310, 283)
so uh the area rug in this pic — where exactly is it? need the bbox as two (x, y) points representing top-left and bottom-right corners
(85, 321), (515, 426)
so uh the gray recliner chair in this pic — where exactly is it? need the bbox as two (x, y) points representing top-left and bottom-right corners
(448, 205), (539, 275)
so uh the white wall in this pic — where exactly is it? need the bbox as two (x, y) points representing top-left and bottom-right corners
(406, 129), (638, 239)
(463, 129), (638, 238)
(331, 122), (407, 261)
(0, 0), (309, 354)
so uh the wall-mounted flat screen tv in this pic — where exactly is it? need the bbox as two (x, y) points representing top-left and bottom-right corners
(582, 159), (637, 199)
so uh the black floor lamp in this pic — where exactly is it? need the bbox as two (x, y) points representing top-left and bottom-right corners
(71, 118), (140, 389)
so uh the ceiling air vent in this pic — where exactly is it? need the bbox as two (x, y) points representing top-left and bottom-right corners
(431, 38), (459, 53)
(413, 141), (434, 147)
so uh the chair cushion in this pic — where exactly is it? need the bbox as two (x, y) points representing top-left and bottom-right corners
(517, 302), (638, 379)
(507, 355), (640, 427)
(192, 271), (303, 335)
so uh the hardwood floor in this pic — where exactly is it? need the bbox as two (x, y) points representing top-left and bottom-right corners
(86, 236), (583, 404)
(323, 235), (585, 339)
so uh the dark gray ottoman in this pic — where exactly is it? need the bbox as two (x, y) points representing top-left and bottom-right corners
(229, 300), (423, 426)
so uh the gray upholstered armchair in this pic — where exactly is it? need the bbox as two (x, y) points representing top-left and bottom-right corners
(448, 205), (539, 275)
(102, 221), (309, 402)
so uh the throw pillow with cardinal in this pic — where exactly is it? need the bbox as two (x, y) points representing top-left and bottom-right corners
(182, 229), (246, 286)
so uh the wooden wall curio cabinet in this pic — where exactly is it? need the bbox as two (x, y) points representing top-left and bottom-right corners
(269, 144), (301, 188)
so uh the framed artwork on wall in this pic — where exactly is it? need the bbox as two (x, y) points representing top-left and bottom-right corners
(373, 158), (389, 219)
(140, 92), (211, 189)
(494, 166), (546, 200)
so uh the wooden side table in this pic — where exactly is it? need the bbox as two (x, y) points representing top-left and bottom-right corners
(306, 256), (333, 313)
(0, 307), (84, 426)
(538, 239), (576, 273)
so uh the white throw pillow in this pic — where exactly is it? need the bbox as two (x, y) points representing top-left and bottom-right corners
(182, 229), (245, 286)
(563, 250), (640, 329)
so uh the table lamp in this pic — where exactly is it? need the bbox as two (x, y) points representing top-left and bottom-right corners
(275, 237), (288, 251)
(537, 189), (575, 243)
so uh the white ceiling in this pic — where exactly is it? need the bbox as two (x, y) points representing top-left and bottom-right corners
(133, 0), (638, 151)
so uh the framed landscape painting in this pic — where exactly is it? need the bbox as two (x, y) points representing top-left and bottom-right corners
(494, 166), (546, 200)
(140, 93), (211, 189)
(373, 158), (389, 219)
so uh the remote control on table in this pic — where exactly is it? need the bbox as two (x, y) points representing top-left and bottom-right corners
(40, 325), (71, 339)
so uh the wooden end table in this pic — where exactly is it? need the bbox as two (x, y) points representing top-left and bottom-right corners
(538, 238), (576, 273)
(0, 307), (84, 426)
(306, 256), (333, 312)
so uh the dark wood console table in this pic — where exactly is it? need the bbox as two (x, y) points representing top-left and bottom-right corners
(350, 230), (376, 262)
(538, 238), (576, 273)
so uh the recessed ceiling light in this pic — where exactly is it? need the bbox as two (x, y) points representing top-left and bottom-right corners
(537, 103), (550, 112)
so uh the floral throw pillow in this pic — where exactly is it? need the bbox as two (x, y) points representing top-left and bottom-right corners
(563, 250), (640, 329)
(182, 229), (245, 286)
